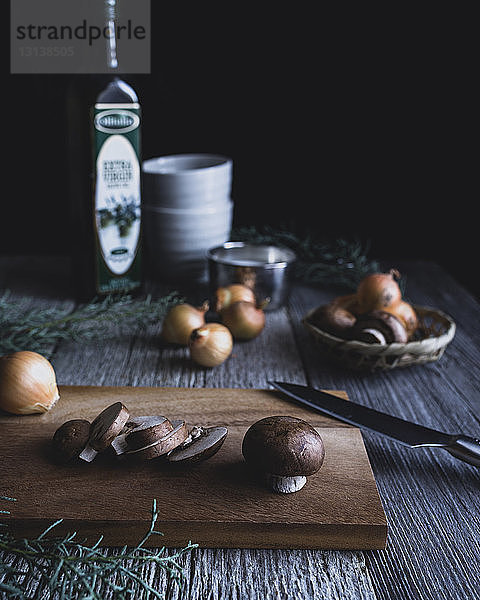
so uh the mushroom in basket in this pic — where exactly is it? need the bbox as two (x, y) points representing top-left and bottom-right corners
(303, 270), (456, 372)
(308, 270), (418, 343)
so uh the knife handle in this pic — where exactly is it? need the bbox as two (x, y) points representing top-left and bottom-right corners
(445, 435), (480, 467)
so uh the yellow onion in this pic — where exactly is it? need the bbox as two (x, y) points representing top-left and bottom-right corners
(161, 301), (209, 346)
(357, 270), (402, 313)
(189, 323), (233, 367)
(220, 301), (266, 340)
(0, 351), (60, 415)
(215, 284), (256, 312)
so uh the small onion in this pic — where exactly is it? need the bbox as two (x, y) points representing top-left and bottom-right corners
(0, 351), (60, 415)
(220, 301), (266, 340)
(189, 323), (233, 367)
(357, 269), (402, 313)
(161, 301), (209, 346)
(215, 284), (256, 312)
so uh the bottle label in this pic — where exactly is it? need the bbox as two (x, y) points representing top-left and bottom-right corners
(93, 103), (141, 294)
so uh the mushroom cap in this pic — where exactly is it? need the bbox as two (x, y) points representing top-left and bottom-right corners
(309, 303), (356, 338)
(89, 402), (130, 451)
(167, 425), (228, 464)
(353, 310), (408, 344)
(52, 419), (91, 463)
(242, 416), (325, 477)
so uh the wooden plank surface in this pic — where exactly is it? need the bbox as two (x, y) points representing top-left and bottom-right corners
(0, 386), (387, 550)
(1, 256), (479, 600)
(287, 262), (480, 600)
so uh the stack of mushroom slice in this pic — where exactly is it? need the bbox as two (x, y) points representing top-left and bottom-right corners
(120, 418), (189, 460)
(113, 415), (228, 464)
(111, 415), (175, 456)
(52, 402), (228, 466)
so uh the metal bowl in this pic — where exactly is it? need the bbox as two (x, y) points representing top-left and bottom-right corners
(207, 242), (296, 311)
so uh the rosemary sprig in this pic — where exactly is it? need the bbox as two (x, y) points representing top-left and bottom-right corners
(0, 496), (197, 599)
(0, 292), (182, 356)
(231, 225), (381, 289)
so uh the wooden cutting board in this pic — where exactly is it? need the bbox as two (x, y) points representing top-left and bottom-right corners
(0, 386), (387, 550)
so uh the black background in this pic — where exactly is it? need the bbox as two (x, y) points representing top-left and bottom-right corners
(2, 6), (477, 296)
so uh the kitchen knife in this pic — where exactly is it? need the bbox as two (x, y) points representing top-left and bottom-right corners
(268, 381), (480, 467)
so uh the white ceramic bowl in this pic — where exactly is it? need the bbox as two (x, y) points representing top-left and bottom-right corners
(142, 202), (231, 216)
(142, 154), (232, 209)
(142, 200), (233, 282)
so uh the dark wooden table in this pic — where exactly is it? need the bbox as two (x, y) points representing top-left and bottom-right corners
(1, 256), (479, 600)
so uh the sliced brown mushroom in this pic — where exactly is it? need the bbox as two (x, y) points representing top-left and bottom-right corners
(79, 402), (130, 462)
(242, 416), (325, 493)
(125, 419), (188, 460)
(52, 419), (91, 464)
(166, 425), (228, 464)
(111, 415), (173, 455)
(351, 310), (408, 344)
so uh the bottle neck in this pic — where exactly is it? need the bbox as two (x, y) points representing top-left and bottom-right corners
(96, 78), (138, 104)
(105, 0), (119, 71)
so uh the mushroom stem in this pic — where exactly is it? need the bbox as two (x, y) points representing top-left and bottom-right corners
(78, 444), (99, 463)
(266, 474), (307, 494)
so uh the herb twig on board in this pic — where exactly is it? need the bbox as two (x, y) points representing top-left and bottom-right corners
(0, 292), (182, 356)
(231, 225), (380, 289)
(0, 496), (197, 599)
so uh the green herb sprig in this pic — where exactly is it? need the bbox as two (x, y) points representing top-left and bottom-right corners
(1, 496), (196, 599)
(231, 225), (380, 289)
(0, 292), (182, 356)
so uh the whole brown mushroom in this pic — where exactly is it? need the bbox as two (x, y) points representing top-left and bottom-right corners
(309, 302), (356, 338)
(351, 310), (408, 344)
(242, 416), (325, 493)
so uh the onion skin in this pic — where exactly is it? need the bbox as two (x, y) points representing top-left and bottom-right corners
(0, 351), (60, 415)
(161, 301), (209, 346)
(189, 323), (233, 367)
(357, 270), (402, 313)
(220, 301), (266, 340)
(215, 284), (256, 312)
(383, 301), (418, 338)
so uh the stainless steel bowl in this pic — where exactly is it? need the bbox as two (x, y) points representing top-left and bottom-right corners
(207, 242), (296, 311)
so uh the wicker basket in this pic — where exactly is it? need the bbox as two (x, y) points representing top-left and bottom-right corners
(302, 305), (456, 372)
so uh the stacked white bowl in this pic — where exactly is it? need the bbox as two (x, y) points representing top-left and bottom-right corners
(142, 154), (233, 283)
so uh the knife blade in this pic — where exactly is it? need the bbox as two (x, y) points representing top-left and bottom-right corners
(268, 381), (480, 467)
